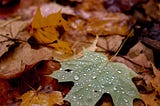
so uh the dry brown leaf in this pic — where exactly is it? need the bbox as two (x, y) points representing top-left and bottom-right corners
(20, 90), (64, 106)
(141, 64), (160, 106)
(0, 42), (55, 79)
(73, 35), (98, 59)
(73, 10), (134, 36)
(111, 41), (154, 72)
(75, 0), (105, 11)
(97, 35), (124, 52)
(141, 92), (160, 106)
(85, 12), (134, 36)
(127, 54), (151, 69)
(127, 41), (154, 62)
(142, 0), (160, 22)
(40, 3), (75, 17)
(111, 56), (146, 73)
(0, 19), (28, 57)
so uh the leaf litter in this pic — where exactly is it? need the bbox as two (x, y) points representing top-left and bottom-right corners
(0, 0), (160, 106)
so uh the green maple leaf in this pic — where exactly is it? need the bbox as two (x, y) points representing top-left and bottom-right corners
(50, 51), (140, 106)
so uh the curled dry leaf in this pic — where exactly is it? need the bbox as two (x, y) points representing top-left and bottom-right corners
(97, 35), (124, 53)
(73, 35), (98, 59)
(126, 41), (153, 68)
(0, 19), (28, 57)
(111, 42), (153, 73)
(142, 0), (160, 22)
(111, 56), (145, 73)
(20, 90), (64, 106)
(0, 43), (55, 79)
(140, 64), (160, 106)
(127, 42), (154, 62)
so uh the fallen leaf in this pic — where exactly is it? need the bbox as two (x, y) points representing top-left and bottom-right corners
(20, 89), (64, 106)
(111, 56), (146, 73)
(86, 12), (134, 36)
(73, 35), (98, 58)
(127, 42), (153, 61)
(142, 0), (160, 22)
(0, 78), (20, 105)
(0, 19), (28, 57)
(97, 35), (124, 53)
(0, 42), (55, 79)
(111, 42), (153, 73)
(140, 64), (160, 106)
(140, 92), (160, 106)
(51, 51), (140, 106)
(29, 7), (72, 54)
(40, 3), (75, 17)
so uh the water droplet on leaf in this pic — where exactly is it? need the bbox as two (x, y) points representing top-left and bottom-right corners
(74, 75), (79, 80)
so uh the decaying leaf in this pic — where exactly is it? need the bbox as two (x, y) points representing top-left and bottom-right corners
(125, 42), (153, 69)
(0, 19), (28, 57)
(85, 12), (134, 36)
(20, 89), (64, 106)
(97, 35), (124, 53)
(73, 35), (98, 58)
(51, 51), (140, 106)
(140, 64), (160, 106)
(111, 42), (153, 73)
(142, 0), (160, 22)
(0, 78), (20, 105)
(40, 2), (75, 17)
(0, 42), (54, 79)
(29, 7), (72, 54)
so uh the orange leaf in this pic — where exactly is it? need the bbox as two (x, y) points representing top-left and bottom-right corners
(20, 90), (64, 106)
(29, 7), (72, 54)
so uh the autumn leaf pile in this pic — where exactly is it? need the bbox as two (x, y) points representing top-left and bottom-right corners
(0, 0), (160, 106)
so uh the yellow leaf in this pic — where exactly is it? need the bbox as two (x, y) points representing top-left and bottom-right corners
(20, 90), (64, 106)
(29, 7), (72, 54)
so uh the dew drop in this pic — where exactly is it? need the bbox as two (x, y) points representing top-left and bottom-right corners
(62, 75), (65, 79)
(111, 76), (115, 79)
(122, 91), (125, 94)
(92, 76), (96, 79)
(113, 87), (117, 91)
(117, 70), (122, 74)
(101, 85), (104, 88)
(74, 75), (79, 81)
(88, 84), (91, 87)
(108, 82), (112, 84)
(124, 99), (128, 103)
(99, 89), (102, 92)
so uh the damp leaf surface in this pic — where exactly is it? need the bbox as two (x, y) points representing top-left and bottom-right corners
(50, 51), (140, 106)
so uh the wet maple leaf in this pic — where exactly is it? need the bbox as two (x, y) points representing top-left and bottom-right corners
(51, 51), (140, 106)
(29, 7), (72, 54)
(20, 89), (64, 106)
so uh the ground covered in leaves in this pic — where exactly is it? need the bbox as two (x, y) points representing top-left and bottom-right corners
(0, 0), (160, 106)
